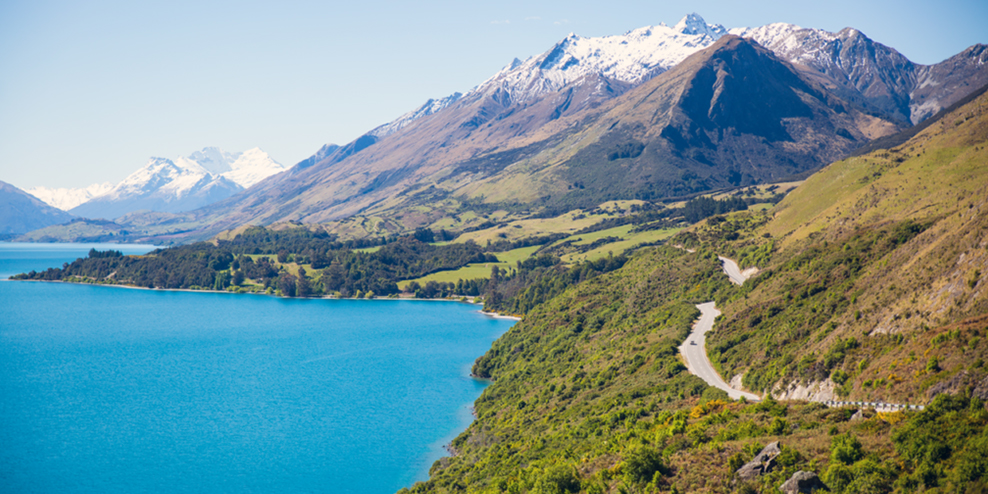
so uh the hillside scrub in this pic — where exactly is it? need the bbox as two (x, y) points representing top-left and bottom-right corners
(399, 91), (988, 493)
(402, 242), (988, 493)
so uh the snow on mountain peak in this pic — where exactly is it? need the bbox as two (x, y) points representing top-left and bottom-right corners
(26, 182), (114, 211)
(368, 92), (465, 137)
(51, 147), (285, 218)
(673, 13), (727, 38)
(470, 13), (733, 104)
(223, 147), (286, 188)
(728, 22), (841, 66)
(171, 147), (286, 188)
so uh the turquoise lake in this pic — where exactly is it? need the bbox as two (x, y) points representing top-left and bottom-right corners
(0, 243), (515, 493)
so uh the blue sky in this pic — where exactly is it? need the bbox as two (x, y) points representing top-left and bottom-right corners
(1, 0), (986, 189)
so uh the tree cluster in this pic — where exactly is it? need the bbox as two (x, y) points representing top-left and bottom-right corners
(14, 226), (496, 298)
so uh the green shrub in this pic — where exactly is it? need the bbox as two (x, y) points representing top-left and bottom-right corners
(623, 446), (665, 485)
(533, 465), (581, 494)
(769, 417), (789, 435)
(824, 463), (853, 492)
(831, 434), (863, 465)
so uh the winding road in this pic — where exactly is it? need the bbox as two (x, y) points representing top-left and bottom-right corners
(677, 256), (761, 400)
(718, 256), (747, 286)
(678, 255), (925, 409)
(679, 301), (760, 401)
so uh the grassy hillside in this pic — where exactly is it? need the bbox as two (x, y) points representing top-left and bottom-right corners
(406, 246), (988, 494)
(704, 90), (988, 405)
(401, 86), (988, 494)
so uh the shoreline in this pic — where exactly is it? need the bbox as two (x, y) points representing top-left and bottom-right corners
(6, 278), (523, 320)
(479, 311), (522, 321)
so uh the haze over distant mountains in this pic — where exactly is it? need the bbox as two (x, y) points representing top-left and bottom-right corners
(6, 13), (987, 243)
(33, 147), (286, 220)
(0, 181), (76, 235)
(26, 183), (114, 211)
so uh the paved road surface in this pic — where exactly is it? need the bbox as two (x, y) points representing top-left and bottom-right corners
(679, 301), (760, 401)
(718, 256), (747, 285)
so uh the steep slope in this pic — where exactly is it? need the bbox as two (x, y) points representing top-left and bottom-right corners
(368, 13), (729, 140)
(377, 15), (984, 146)
(468, 13), (728, 106)
(500, 35), (896, 206)
(911, 44), (988, 122)
(699, 87), (988, 403)
(0, 181), (75, 234)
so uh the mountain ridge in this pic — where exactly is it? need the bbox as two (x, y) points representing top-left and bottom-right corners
(168, 35), (897, 236)
(14, 14), (986, 245)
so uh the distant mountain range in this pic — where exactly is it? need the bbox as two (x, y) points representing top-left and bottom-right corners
(26, 182), (114, 211)
(9, 13), (986, 243)
(30, 147), (285, 220)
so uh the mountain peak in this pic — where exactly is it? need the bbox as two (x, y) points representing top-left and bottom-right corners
(187, 147), (239, 175)
(467, 13), (733, 105)
(673, 13), (727, 38)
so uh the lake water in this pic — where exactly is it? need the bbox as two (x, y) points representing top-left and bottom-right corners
(0, 243), (514, 493)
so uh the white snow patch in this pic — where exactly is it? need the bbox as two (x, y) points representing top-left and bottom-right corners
(26, 182), (114, 210)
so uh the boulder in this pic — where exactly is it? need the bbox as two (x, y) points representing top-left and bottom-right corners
(736, 441), (782, 481)
(780, 471), (828, 494)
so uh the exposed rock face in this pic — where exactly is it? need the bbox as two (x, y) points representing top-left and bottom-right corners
(974, 376), (988, 403)
(780, 471), (828, 494)
(736, 441), (782, 481)
(730, 373), (746, 391)
(773, 379), (836, 402)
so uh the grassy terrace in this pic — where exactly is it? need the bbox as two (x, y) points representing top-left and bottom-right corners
(559, 226), (681, 263)
(397, 245), (540, 289)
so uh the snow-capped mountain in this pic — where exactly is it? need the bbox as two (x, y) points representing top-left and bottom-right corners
(67, 147), (285, 220)
(26, 182), (114, 211)
(365, 14), (729, 139)
(185, 147), (286, 188)
(365, 13), (985, 139)
(469, 13), (729, 105)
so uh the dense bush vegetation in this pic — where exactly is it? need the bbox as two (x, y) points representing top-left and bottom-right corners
(401, 241), (988, 493)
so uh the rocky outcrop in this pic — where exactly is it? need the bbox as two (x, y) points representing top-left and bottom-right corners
(780, 471), (828, 494)
(736, 441), (782, 481)
(975, 376), (988, 402)
(773, 379), (836, 402)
